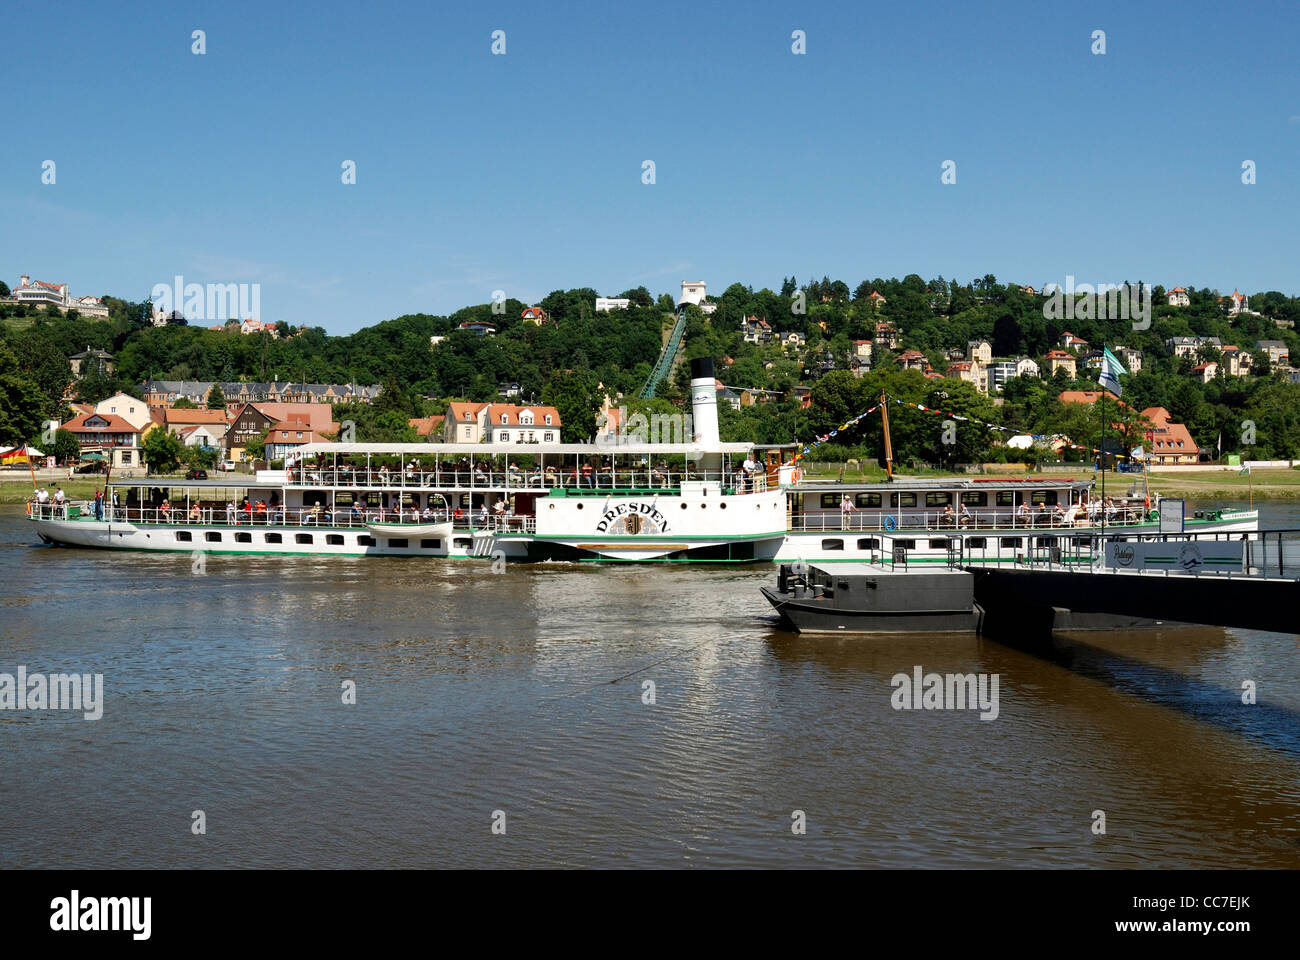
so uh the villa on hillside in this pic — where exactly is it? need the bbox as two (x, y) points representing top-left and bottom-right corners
(4, 274), (109, 317)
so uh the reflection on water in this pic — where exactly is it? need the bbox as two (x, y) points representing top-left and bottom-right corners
(0, 503), (1297, 868)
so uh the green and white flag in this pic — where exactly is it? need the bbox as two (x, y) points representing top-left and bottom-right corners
(1099, 346), (1127, 396)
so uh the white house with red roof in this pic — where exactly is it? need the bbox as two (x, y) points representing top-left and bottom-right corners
(1059, 331), (1089, 350)
(521, 307), (548, 325)
(1220, 345), (1253, 377)
(1142, 407), (1199, 465)
(62, 412), (144, 470)
(481, 404), (562, 444)
(5, 275), (109, 317)
(1167, 286), (1190, 307)
(1227, 289), (1251, 316)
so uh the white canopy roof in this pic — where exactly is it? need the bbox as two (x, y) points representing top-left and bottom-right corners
(293, 441), (753, 456)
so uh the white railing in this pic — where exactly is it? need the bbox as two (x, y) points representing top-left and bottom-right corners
(790, 507), (1153, 533)
(285, 466), (765, 492)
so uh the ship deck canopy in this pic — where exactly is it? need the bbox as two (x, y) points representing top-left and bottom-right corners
(292, 441), (755, 456)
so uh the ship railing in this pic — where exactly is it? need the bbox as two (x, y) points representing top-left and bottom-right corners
(953, 527), (1300, 581)
(788, 507), (1154, 533)
(288, 467), (749, 491)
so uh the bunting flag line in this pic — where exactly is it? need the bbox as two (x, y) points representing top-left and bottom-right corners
(793, 396), (1137, 462)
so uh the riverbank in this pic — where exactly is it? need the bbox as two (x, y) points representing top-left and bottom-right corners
(0, 477), (107, 503)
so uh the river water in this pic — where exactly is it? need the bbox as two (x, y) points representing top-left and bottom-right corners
(1, 500), (1297, 868)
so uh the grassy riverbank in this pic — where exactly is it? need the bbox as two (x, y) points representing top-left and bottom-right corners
(0, 478), (109, 503)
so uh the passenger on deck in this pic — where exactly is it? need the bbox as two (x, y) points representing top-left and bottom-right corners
(226, 502), (235, 524)
(189, 503), (201, 522)
(959, 503), (973, 528)
(940, 504), (955, 526)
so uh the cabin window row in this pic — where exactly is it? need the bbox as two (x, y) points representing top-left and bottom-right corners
(817, 491), (1007, 509)
(173, 531), (441, 549)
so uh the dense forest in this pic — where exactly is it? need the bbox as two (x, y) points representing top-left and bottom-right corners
(3, 274), (1300, 464)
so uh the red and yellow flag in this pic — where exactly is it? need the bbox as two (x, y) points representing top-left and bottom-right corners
(1, 447), (30, 465)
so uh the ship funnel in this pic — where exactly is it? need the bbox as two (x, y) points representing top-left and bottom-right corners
(690, 357), (720, 449)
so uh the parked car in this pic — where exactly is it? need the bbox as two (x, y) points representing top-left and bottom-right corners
(185, 468), (209, 480)
(220, 460), (237, 471)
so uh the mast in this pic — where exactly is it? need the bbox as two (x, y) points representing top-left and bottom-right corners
(880, 389), (893, 480)
(1099, 388), (1106, 539)
(24, 441), (37, 493)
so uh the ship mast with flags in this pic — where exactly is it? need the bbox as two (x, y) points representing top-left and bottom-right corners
(1097, 346), (1128, 537)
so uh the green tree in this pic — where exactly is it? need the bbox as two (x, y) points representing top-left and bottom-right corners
(542, 370), (598, 442)
(142, 428), (184, 474)
(244, 428), (268, 461)
(206, 383), (226, 408)
(51, 428), (81, 464)
(0, 342), (47, 446)
(173, 396), (198, 409)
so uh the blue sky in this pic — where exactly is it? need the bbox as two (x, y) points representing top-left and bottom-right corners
(3, 0), (1297, 333)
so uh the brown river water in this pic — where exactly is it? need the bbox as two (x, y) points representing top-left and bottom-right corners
(1, 502), (1298, 868)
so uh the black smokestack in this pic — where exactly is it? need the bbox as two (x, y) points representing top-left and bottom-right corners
(690, 357), (714, 380)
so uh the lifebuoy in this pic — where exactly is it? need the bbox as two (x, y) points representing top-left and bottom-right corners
(1148, 509), (1159, 521)
(791, 467), (802, 484)
(884, 515), (899, 531)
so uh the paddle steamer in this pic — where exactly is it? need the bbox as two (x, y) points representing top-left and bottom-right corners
(27, 359), (1258, 563)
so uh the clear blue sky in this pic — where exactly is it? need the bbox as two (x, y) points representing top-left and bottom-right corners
(3, 0), (1297, 334)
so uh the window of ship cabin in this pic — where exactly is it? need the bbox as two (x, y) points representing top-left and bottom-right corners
(889, 493), (917, 508)
(421, 539), (441, 549)
(453, 537), (472, 548)
(327, 535), (344, 545)
(358, 536), (376, 546)
(1030, 491), (1059, 506)
(296, 534), (313, 544)
(205, 532), (222, 542)
(895, 539), (916, 549)
(996, 491), (1018, 506)
(335, 493), (353, 507)
(967, 537), (987, 548)
(265, 533), (282, 544)
(999, 537), (1021, 548)
(175, 531), (192, 542)
(388, 538), (408, 548)
(928, 539), (950, 549)
(821, 539), (844, 550)
(820, 494), (838, 509)
(857, 538), (879, 550)
(399, 494), (416, 507)
(961, 492), (987, 507)
(925, 492), (952, 507)
(855, 493), (882, 508)
(363, 493), (382, 506)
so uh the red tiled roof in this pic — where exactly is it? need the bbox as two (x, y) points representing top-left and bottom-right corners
(63, 412), (140, 434)
(482, 404), (562, 427)
(408, 415), (444, 437)
(162, 407), (229, 425)
(447, 401), (489, 423)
